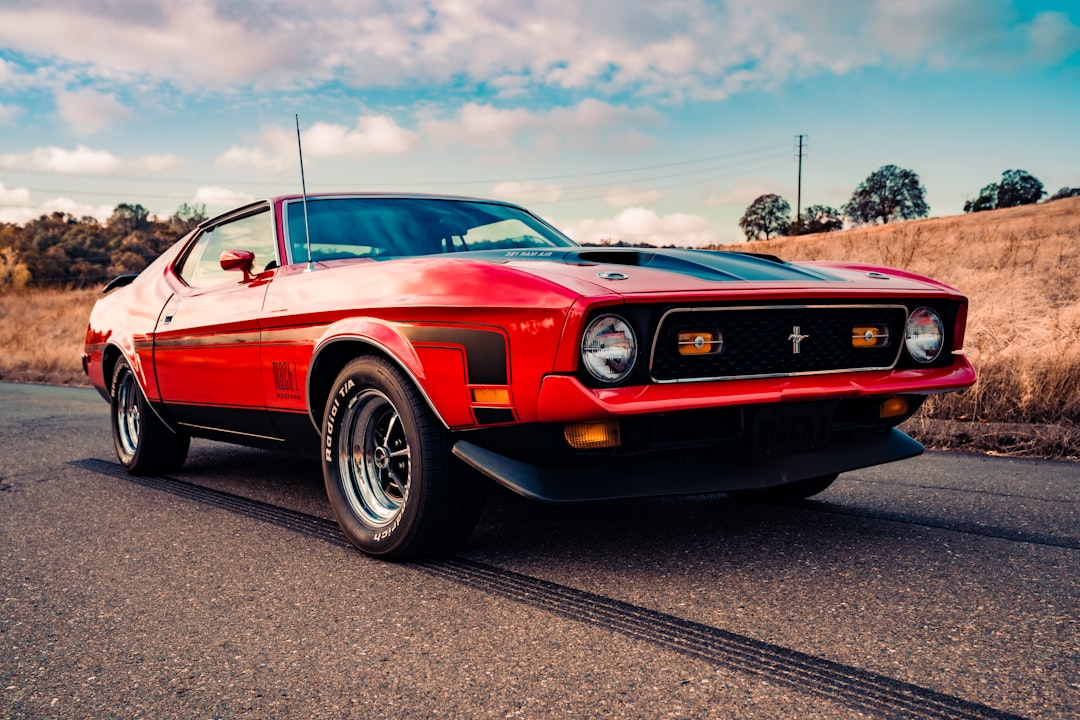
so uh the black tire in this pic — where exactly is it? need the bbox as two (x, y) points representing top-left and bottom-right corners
(730, 473), (839, 502)
(110, 358), (190, 475)
(321, 356), (485, 560)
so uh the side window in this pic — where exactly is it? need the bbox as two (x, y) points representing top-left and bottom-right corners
(178, 210), (275, 288)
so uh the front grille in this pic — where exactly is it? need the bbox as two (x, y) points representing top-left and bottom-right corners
(650, 304), (908, 382)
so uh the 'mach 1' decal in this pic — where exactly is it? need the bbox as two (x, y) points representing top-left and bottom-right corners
(272, 360), (302, 400)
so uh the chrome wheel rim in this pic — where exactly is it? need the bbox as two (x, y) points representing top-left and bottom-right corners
(115, 371), (140, 461)
(338, 388), (411, 527)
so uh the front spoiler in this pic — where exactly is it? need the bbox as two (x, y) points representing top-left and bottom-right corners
(453, 429), (923, 503)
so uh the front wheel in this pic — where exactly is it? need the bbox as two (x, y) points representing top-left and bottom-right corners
(321, 357), (484, 560)
(730, 473), (839, 502)
(110, 358), (189, 475)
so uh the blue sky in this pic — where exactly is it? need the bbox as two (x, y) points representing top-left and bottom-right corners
(0, 0), (1077, 245)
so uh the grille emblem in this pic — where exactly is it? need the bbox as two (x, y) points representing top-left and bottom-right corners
(788, 326), (810, 354)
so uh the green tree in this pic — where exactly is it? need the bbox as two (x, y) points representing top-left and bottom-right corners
(1049, 187), (1080, 201)
(169, 203), (207, 235)
(0, 247), (31, 290)
(843, 165), (928, 225)
(798, 205), (843, 234)
(964, 184), (999, 213)
(18, 212), (77, 282)
(996, 169), (1045, 208)
(739, 194), (791, 240)
(107, 203), (150, 236)
(964, 170), (1046, 213)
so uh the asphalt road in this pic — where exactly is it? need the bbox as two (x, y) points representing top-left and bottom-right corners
(1, 383), (1077, 719)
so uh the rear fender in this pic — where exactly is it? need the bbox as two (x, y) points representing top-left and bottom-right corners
(101, 340), (182, 433)
(101, 338), (147, 398)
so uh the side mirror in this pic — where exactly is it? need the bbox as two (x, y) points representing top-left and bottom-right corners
(220, 249), (256, 282)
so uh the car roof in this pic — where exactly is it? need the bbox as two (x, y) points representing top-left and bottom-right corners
(198, 192), (526, 230)
(270, 191), (509, 203)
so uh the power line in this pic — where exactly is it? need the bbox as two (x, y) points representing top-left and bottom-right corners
(2, 144), (794, 209)
(813, 142), (872, 175)
(0, 142), (791, 190)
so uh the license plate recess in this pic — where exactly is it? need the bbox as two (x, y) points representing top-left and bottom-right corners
(752, 402), (834, 458)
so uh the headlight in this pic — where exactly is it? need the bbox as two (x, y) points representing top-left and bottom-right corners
(905, 307), (945, 364)
(581, 314), (637, 383)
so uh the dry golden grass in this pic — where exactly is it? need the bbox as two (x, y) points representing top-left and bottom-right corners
(0, 287), (99, 386)
(730, 196), (1080, 458)
(2, 197), (1077, 458)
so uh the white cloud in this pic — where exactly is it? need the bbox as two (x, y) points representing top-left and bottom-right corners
(1022, 11), (1080, 64)
(218, 145), (283, 172)
(420, 99), (658, 153)
(220, 101), (655, 172)
(0, 183), (32, 205)
(194, 186), (255, 209)
(132, 154), (184, 172)
(0, 145), (180, 175)
(31, 145), (120, 174)
(5, 0), (1057, 102)
(564, 207), (720, 247)
(219, 115), (417, 171)
(0, 196), (114, 224)
(421, 104), (537, 150)
(54, 88), (130, 135)
(0, 3), (302, 91)
(305, 117), (416, 156)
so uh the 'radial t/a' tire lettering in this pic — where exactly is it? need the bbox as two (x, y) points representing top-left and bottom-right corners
(322, 356), (485, 559)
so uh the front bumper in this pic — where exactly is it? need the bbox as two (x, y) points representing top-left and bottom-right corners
(453, 428), (923, 503)
(534, 356), (976, 423)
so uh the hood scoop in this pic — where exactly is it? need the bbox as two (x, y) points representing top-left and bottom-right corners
(571, 248), (841, 283)
(477, 247), (844, 282)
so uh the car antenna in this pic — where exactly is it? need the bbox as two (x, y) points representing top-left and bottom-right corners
(295, 114), (315, 272)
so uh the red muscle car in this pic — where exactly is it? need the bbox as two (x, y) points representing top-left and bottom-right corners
(84, 193), (976, 558)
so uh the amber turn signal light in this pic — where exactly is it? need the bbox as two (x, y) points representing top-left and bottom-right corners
(564, 420), (621, 450)
(879, 396), (910, 419)
(470, 387), (511, 405)
(852, 325), (890, 348)
(678, 330), (723, 355)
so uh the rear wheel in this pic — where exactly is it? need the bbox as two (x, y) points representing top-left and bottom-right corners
(110, 358), (189, 475)
(321, 357), (485, 559)
(730, 473), (839, 502)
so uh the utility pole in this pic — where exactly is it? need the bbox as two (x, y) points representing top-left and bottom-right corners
(794, 134), (806, 235)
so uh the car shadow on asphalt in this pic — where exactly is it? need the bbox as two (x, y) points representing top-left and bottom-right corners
(171, 439), (927, 570)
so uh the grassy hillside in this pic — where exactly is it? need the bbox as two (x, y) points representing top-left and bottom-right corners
(2, 196), (1077, 458)
(0, 286), (99, 386)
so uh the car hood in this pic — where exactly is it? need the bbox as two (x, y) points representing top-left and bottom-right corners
(463, 248), (955, 297)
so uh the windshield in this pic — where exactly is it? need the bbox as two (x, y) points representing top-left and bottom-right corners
(284, 196), (576, 264)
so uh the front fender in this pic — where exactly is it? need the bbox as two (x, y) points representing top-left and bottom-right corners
(306, 318), (504, 431)
(306, 317), (430, 424)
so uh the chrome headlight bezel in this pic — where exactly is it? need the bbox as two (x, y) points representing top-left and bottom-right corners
(581, 314), (638, 384)
(904, 307), (945, 364)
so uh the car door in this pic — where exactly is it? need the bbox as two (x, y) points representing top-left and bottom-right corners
(152, 204), (282, 442)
